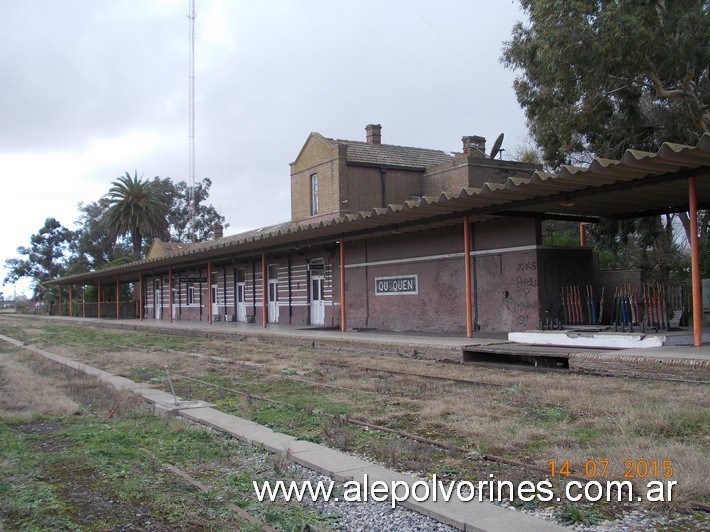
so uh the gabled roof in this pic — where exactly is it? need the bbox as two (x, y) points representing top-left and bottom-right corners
(335, 138), (456, 169)
(51, 134), (710, 286)
(146, 239), (200, 260)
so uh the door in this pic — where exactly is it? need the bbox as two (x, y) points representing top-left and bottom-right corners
(268, 264), (279, 323)
(236, 283), (246, 322)
(310, 262), (325, 325)
(236, 269), (247, 322)
(153, 279), (162, 320)
(211, 284), (219, 318)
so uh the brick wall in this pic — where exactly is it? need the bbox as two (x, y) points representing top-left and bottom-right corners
(345, 227), (466, 333)
(290, 136), (344, 222)
(423, 157), (539, 195)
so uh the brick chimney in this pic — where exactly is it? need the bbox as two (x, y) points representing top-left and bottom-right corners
(213, 223), (224, 240)
(366, 124), (382, 145)
(462, 135), (486, 158)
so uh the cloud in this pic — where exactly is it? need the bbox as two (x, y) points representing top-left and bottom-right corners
(0, 0), (529, 297)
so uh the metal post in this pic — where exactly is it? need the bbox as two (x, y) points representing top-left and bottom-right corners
(165, 368), (179, 406)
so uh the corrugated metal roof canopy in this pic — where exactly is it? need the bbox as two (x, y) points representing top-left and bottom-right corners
(52, 135), (710, 285)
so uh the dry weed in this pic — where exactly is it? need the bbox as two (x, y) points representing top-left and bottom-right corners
(0, 349), (81, 421)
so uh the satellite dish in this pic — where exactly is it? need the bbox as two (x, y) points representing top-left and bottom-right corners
(490, 133), (504, 159)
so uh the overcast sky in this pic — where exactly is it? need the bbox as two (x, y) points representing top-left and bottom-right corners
(1, 0), (530, 298)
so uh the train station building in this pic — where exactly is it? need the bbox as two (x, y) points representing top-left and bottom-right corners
(50, 126), (710, 344)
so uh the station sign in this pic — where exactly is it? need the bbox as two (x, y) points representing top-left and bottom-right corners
(179, 277), (207, 283)
(375, 275), (418, 296)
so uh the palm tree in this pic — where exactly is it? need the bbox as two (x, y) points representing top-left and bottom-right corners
(104, 172), (168, 261)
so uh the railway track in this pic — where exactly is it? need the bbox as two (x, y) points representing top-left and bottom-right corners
(2, 322), (708, 518)
(169, 370), (710, 514)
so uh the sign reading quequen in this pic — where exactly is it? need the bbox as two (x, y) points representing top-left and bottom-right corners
(375, 275), (418, 296)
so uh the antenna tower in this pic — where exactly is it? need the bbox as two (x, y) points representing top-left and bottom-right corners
(188, 0), (196, 242)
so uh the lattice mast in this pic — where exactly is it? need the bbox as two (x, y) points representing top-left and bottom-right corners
(188, 0), (196, 242)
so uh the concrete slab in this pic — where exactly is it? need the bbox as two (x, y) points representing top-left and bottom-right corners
(168, 404), (568, 530)
(339, 465), (566, 531)
(153, 400), (214, 417)
(592, 345), (710, 362)
(288, 446), (373, 481)
(179, 407), (298, 452)
(510, 329), (710, 349)
(136, 388), (182, 404)
(510, 330), (665, 348)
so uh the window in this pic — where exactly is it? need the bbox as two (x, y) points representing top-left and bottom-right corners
(268, 264), (279, 280)
(187, 286), (195, 305)
(310, 173), (319, 215)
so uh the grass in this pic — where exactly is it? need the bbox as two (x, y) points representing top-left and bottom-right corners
(2, 315), (709, 527)
(0, 343), (339, 531)
(558, 503), (602, 526)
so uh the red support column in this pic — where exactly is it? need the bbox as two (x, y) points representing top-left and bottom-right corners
(69, 286), (73, 317)
(169, 268), (173, 323)
(97, 281), (101, 320)
(262, 252), (268, 328)
(579, 223), (587, 246)
(82, 285), (86, 318)
(340, 240), (347, 332)
(689, 177), (703, 347)
(58, 288), (63, 317)
(139, 273), (143, 321)
(464, 217), (473, 338)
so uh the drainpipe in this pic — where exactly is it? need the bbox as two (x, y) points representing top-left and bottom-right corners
(689, 177), (702, 347)
(340, 240), (347, 332)
(464, 216), (473, 338)
(262, 252), (268, 327)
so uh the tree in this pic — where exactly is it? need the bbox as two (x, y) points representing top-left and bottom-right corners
(502, 0), (709, 281)
(3, 218), (73, 298)
(502, 0), (709, 168)
(103, 171), (168, 260)
(151, 177), (228, 242)
(69, 198), (132, 273)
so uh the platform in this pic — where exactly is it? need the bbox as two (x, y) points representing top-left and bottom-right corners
(509, 327), (710, 349)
